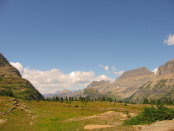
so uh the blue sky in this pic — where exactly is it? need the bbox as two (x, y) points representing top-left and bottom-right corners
(0, 0), (174, 93)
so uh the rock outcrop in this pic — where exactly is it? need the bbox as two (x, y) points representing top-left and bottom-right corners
(0, 53), (44, 100)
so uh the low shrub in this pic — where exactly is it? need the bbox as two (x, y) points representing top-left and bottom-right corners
(124, 104), (174, 125)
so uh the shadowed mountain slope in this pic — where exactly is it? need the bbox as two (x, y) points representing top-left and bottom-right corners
(129, 58), (174, 103)
(0, 53), (44, 100)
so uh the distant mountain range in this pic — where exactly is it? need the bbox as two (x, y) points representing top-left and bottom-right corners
(83, 67), (154, 99)
(44, 89), (78, 98)
(54, 58), (174, 103)
(0, 53), (44, 100)
(1, 52), (174, 103)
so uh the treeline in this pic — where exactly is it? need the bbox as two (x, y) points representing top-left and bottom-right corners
(45, 95), (174, 105)
(123, 98), (174, 105)
(142, 98), (174, 105)
(45, 96), (114, 103)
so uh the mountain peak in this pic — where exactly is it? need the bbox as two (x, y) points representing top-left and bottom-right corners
(0, 53), (21, 77)
(0, 53), (9, 66)
(157, 58), (174, 76)
(118, 67), (154, 79)
(0, 53), (44, 100)
(87, 80), (110, 88)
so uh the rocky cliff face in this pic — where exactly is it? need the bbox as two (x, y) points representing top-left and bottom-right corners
(157, 59), (174, 76)
(128, 59), (174, 103)
(0, 53), (44, 100)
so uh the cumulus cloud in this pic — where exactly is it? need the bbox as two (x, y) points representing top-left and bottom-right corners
(164, 34), (174, 45)
(152, 67), (158, 75)
(10, 62), (113, 94)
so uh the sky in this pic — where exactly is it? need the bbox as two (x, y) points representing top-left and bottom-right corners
(0, 0), (174, 94)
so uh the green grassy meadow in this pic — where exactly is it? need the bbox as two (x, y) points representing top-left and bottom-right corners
(0, 96), (167, 131)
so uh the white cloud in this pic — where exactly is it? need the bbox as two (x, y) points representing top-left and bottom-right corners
(99, 64), (109, 71)
(100, 64), (124, 77)
(95, 75), (114, 82)
(152, 67), (158, 75)
(10, 62), (113, 94)
(10, 62), (24, 73)
(164, 34), (174, 45)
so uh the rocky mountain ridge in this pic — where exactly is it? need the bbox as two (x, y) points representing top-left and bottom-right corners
(0, 53), (21, 77)
(128, 58), (174, 103)
(44, 89), (77, 98)
(72, 58), (174, 103)
(0, 53), (44, 100)
(118, 67), (154, 79)
(157, 58), (174, 76)
(81, 67), (155, 99)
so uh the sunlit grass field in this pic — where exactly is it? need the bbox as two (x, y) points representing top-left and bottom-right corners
(0, 96), (161, 131)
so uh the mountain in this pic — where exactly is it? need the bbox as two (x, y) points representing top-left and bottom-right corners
(82, 67), (155, 99)
(0, 53), (21, 77)
(0, 53), (44, 100)
(83, 80), (111, 98)
(157, 59), (174, 75)
(128, 58), (174, 103)
(44, 89), (77, 98)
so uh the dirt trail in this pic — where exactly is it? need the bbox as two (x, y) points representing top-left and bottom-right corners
(65, 111), (136, 130)
(84, 124), (115, 130)
(138, 120), (174, 131)
(0, 119), (6, 125)
(67, 110), (174, 130)
(66, 111), (135, 122)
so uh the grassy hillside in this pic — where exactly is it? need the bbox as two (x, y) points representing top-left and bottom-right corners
(0, 53), (44, 100)
(0, 76), (44, 100)
(0, 96), (154, 131)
